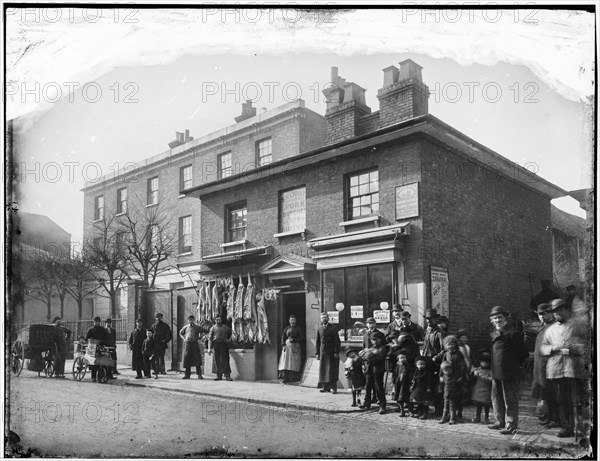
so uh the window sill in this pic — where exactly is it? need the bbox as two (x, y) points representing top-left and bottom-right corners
(178, 251), (193, 257)
(273, 229), (306, 241)
(146, 203), (158, 208)
(178, 194), (185, 199)
(116, 212), (126, 217)
(93, 218), (104, 223)
(339, 215), (381, 228)
(220, 239), (248, 249)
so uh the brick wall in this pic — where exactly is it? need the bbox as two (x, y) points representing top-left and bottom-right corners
(377, 80), (429, 128)
(419, 136), (553, 348)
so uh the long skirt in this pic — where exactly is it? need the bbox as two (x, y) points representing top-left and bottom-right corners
(212, 342), (231, 375)
(278, 342), (302, 381)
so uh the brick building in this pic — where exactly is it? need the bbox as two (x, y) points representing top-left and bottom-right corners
(83, 60), (567, 381)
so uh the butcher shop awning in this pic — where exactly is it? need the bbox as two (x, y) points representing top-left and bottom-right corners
(201, 245), (271, 265)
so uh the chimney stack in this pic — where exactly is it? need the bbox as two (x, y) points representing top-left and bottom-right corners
(377, 59), (429, 128)
(235, 100), (257, 123)
(168, 130), (194, 149)
(323, 67), (371, 144)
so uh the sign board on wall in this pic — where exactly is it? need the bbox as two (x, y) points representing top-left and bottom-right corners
(280, 187), (306, 233)
(373, 310), (390, 323)
(430, 266), (449, 318)
(395, 182), (420, 220)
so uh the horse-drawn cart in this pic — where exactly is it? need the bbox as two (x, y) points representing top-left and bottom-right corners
(10, 324), (59, 378)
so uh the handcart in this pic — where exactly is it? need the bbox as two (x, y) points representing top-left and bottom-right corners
(72, 339), (115, 383)
(10, 324), (59, 378)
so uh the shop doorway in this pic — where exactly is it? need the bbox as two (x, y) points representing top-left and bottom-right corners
(280, 292), (307, 373)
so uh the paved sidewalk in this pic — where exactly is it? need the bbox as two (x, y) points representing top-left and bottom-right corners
(96, 364), (586, 453)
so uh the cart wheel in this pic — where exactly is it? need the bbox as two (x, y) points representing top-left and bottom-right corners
(72, 356), (87, 381)
(98, 366), (108, 383)
(11, 340), (24, 376)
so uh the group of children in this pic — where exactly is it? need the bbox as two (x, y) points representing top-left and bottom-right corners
(344, 330), (493, 424)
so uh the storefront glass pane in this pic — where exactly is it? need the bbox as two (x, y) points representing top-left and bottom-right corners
(344, 266), (368, 339)
(323, 269), (344, 318)
(368, 263), (393, 325)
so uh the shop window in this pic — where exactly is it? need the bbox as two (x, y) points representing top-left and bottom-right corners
(256, 138), (272, 166)
(180, 165), (192, 191)
(179, 215), (192, 254)
(226, 202), (247, 242)
(147, 176), (159, 205)
(117, 188), (127, 214)
(322, 263), (393, 341)
(94, 195), (104, 221)
(347, 169), (379, 219)
(218, 152), (232, 179)
(279, 186), (306, 233)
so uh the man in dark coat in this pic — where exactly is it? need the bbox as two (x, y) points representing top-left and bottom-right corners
(529, 279), (559, 312)
(179, 315), (204, 379)
(400, 311), (425, 343)
(105, 318), (118, 377)
(385, 304), (404, 340)
(86, 316), (108, 382)
(52, 317), (71, 378)
(422, 309), (444, 416)
(128, 318), (148, 379)
(151, 312), (172, 374)
(208, 316), (232, 381)
(316, 312), (341, 393)
(488, 305), (530, 435)
(362, 317), (382, 404)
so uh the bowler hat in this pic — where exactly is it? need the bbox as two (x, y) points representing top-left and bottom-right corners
(400, 310), (411, 318)
(93, 316), (101, 322)
(424, 309), (439, 319)
(549, 298), (568, 311)
(344, 345), (359, 355)
(365, 317), (376, 324)
(105, 318), (112, 323)
(488, 305), (509, 317)
(391, 304), (403, 312)
(535, 303), (552, 314)
(155, 312), (163, 318)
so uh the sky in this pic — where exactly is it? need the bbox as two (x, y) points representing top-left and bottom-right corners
(7, 5), (595, 246)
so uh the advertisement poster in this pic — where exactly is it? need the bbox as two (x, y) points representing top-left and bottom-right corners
(373, 310), (390, 323)
(430, 266), (449, 318)
(350, 305), (363, 318)
(395, 182), (420, 220)
(327, 311), (339, 324)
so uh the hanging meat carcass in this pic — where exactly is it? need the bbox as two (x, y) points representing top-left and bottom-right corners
(204, 281), (212, 322)
(234, 275), (246, 341)
(243, 273), (253, 321)
(212, 280), (220, 320)
(226, 275), (235, 321)
(256, 289), (271, 344)
(197, 282), (206, 321)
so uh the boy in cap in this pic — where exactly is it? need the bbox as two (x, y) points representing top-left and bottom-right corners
(488, 305), (529, 435)
(393, 349), (414, 416)
(540, 298), (588, 438)
(422, 309), (444, 415)
(410, 356), (433, 419)
(344, 346), (366, 407)
(358, 330), (388, 414)
(386, 304), (404, 339)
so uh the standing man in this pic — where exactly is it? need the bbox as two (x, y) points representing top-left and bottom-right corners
(86, 316), (108, 382)
(532, 303), (558, 427)
(530, 279), (559, 312)
(400, 311), (425, 343)
(52, 317), (71, 379)
(105, 318), (119, 377)
(422, 309), (444, 416)
(128, 318), (148, 379)
(208, 315), (232, 381)
(151, 312), (172, 375)
(488, 305), (530, 435)
(362, 317), (381, 404)
(386, 304), (404, 339)
(541, 298), (588, 438)
(180, 315), (204, 380)
(316, 311), (341, 394)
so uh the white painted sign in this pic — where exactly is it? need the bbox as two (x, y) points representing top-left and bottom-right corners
(373, 310), (390, 323)
(327, 311), (339, 324)
(350, 305), (363, 318)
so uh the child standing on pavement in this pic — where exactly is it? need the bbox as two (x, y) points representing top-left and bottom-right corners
(440, 335), (468, 420)
(410, 356), (433, 419)
(344, 347), (366, 407)
(470, 350), (493, 423)
(393, 349), (414, 416)
(438, 361), (461, 425)
(143, 330), (159, 379)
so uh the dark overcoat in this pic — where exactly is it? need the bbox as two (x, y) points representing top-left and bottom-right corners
(316, 323), (340, 384)
(490, 326), (529, 380)
(128, 327), (147, 370)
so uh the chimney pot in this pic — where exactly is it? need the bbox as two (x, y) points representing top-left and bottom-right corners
(342, 82), (367, 106)
(398, 59), (423, 82)
(382, 65), (399, 87)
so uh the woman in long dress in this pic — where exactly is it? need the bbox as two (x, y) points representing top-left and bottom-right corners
(278, 315), (303, 383)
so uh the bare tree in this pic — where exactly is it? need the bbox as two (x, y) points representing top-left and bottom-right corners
(53, 252), (100, 321)
(83, 213), (131, 318)
(117, 194), (177, 288)
(22, 249), (56, 322)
